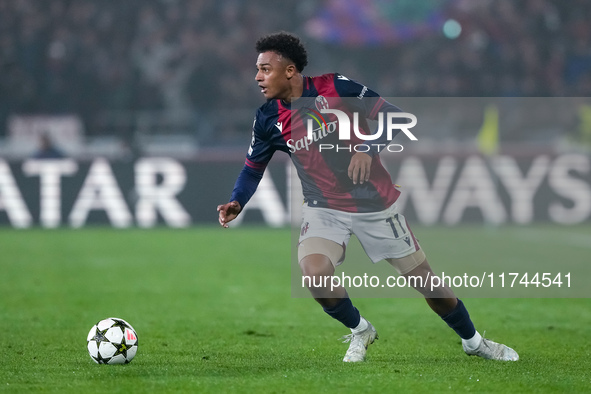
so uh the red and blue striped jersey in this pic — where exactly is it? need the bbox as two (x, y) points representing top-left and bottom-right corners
(231, 73), (402, 213)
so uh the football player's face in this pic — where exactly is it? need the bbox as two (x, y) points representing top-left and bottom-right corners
(255, 51), (295, 100)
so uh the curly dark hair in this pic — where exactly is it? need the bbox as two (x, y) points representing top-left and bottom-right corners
(255, 32), (308, 72)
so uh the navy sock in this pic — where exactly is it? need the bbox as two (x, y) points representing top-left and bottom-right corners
(440, 299), (476, 340)
(323, 298), (361, 329)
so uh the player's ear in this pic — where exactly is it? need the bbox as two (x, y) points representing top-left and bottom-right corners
(285, 64), (296, 80)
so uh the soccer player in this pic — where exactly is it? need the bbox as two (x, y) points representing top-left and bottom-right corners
(217, 32), (518, 363)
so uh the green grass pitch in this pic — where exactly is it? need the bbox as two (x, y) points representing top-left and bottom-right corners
(1, 225), (590, 393)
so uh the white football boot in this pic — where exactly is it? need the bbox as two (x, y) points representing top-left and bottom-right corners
(463, 337), (519, 361)
(342, 320), (378, 362)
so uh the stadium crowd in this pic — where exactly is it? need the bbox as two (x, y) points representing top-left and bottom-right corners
(0, 0), (590, 145)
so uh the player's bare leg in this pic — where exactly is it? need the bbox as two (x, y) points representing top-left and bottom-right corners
(400, 258), (457, 315)
(299, 243), (377, 362)
(299, 253), (345, 308)
(393, 258), (518, 361)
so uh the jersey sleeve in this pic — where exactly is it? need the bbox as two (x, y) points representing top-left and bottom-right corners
(245, 108), (277, 168)
(229, 109), (275, 207)
(333, 73), (410, 154)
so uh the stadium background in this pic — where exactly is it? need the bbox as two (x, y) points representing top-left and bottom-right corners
(0, 0), (590, 228)
(1, 0), (590, 228)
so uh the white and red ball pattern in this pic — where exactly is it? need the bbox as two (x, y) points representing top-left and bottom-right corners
(87, 317), (138, 364)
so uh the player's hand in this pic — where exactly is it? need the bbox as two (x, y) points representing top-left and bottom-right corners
(217, 201), (242, 228)
(348, 152), (372, 185)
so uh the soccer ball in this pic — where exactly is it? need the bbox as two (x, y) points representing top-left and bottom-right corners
(87, 317), (138, 364)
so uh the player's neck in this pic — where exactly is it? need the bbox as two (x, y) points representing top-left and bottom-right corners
(283, 74), (304, 103)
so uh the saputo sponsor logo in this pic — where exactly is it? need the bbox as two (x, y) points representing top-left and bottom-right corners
(287, 108), (337, 153)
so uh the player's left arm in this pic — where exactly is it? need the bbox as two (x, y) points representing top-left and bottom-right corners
(347, 150), (373, 185)
(334, 73), (406, 147)
(333, 74), (403, 184)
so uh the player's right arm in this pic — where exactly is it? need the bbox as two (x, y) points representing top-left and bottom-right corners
(217, 163), (265, 228)
(217, 201), (242, 228)
(217, 109), (275, 228)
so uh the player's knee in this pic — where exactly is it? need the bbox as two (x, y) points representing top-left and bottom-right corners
(299, 254), (334, 278)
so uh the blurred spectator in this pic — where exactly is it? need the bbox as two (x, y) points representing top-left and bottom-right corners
(0, 0), (590, 147)
(32, 133), (65, 159)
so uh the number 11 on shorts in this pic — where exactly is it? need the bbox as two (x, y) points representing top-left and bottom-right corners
(386, 214), (406, 238)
